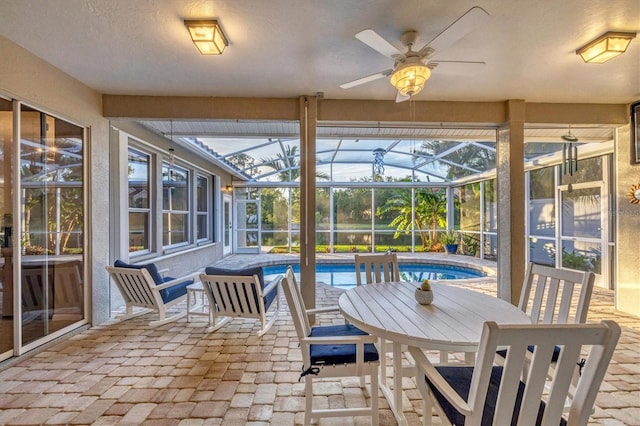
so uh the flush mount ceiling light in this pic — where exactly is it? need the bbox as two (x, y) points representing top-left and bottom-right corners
(389, 59), (432, 97)
(576, 31), (636, 63)
(184, 19), (228, 55)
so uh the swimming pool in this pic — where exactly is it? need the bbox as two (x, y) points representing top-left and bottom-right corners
(264, 262), (486, 289)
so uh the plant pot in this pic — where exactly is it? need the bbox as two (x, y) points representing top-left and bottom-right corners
(415, 289), (434, 305)
(445, 244), (459, 254)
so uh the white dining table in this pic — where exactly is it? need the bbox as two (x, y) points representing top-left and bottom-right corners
(338, 281), (532, 425)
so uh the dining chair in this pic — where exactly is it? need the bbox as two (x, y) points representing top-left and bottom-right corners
(355, 252), (400, 285)
(518, 262), (595, 325)
(281, 266), (380, 426)
(502, 262), (597, 408)
(354, 252), (413, 394)
(500, 263), (594, 364)
(410, 320), (620, 426)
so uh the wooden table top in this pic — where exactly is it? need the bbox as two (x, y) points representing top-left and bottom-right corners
(339, 281), (532, 352)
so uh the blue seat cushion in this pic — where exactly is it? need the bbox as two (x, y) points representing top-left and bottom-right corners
(309, 324), (379, 365)
(157, 276), (192, 304)
(425, 365), (567, 426)
(204, 266), (276, 310)
(496, 345), (561, 363)
(114, 259), (164, 285)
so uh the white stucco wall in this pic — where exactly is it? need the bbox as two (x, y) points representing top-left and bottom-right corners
(615, 124), (640, 317)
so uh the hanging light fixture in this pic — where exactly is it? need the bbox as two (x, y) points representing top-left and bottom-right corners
(184, 19), (228, 55)
(561, 127), (578, 176)
(373, 148), (386, 176)
(389, 59), (431, 97)
(576, 31), (636, 63)
(168, 121), (175, 178)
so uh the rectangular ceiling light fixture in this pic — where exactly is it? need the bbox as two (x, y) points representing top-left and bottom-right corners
(576, 31), (636, 63)
(184, 19), (228, 55)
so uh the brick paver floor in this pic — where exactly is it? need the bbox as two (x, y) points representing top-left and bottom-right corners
(0, 256), (638, 425)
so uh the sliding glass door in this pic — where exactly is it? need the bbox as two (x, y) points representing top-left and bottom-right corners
(19, 105), (85, 351)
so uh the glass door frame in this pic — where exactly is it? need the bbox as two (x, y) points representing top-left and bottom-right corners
(234, 199), (261, 254)
(222, 194), (232, 255)
(557, 178), (609, 288)
(13, 101), (89, 357)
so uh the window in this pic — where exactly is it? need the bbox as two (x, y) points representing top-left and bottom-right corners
(196, 175), (210, 241)
(128, 148), (151, 253)
(126, 140), (217, 257)
(162, 163), (189, 247)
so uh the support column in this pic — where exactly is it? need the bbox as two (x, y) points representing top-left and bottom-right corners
(497, 100), (526, 304)
(299, 96), (317, 312)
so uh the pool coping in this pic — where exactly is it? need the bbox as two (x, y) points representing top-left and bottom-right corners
(210, 252), (497, 279)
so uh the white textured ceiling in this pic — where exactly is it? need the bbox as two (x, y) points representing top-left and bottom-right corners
(0, 0), (639, 103)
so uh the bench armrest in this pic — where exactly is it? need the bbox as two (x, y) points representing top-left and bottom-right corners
(409, 345), (471, 416)
(301, 334), (378, 345)
(155, 272), (199, 291)
(262, 274), (282, 296)
(306, 306), (340, 316)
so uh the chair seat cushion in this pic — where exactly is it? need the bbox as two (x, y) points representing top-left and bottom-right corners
(204, 266), (276, 309)
(309, 324), (379, 365)
(114, 259), (164, 285)
(159, 276), (193, 303)
(426, 366), (566, 426)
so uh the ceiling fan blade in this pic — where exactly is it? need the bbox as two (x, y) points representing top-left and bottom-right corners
(356, 29), (405, 60)
(430, 60), (485, 76)
(395, 91), (411, 103)
(340, 69), (393, 89)
(420, 6), (490, 57)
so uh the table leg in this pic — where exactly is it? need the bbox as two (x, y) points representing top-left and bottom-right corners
(393, 343), (405, 422)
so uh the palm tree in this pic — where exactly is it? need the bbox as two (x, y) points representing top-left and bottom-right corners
(417, 141), (496, 180)
(377, 188), (447, 248)
(261, 145), (329, 182)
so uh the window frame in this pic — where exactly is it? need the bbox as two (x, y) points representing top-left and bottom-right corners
(127, 147), (152, 255)
(196, 174), (213, 243)
(161, 161), (190, 250)
(127, 140), (217, 259)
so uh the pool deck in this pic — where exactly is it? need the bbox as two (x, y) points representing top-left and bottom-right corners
(0, 254), (637, 425)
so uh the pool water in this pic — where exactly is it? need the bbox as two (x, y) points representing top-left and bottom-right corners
(264, 262), (485, 289)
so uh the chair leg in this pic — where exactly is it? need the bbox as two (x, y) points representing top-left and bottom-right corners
(371, 366), (379, 426)
(304, 376), (313, 426)
(205, 315), (233, 333)
(257, 297), (281, 337)
(149, 311), (186, 327)
(415, 372), (433, 426)
(116, 307), (151, 321)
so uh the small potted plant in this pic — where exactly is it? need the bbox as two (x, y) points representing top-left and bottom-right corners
(415, 279), (434, 305)
(441, 230), (459, 254)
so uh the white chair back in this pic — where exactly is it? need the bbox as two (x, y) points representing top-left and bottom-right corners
(411, 320), (620, 426)
(519, 262), (595, 325)
(199, 272), (281, 336)
(355, 253), (400, 285)
(281, 266), (311, 340)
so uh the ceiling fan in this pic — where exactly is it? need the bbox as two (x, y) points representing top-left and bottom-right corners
(340, 6), (490, 102)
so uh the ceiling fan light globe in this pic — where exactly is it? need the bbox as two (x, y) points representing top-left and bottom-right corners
(390, 64), (431, 97)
